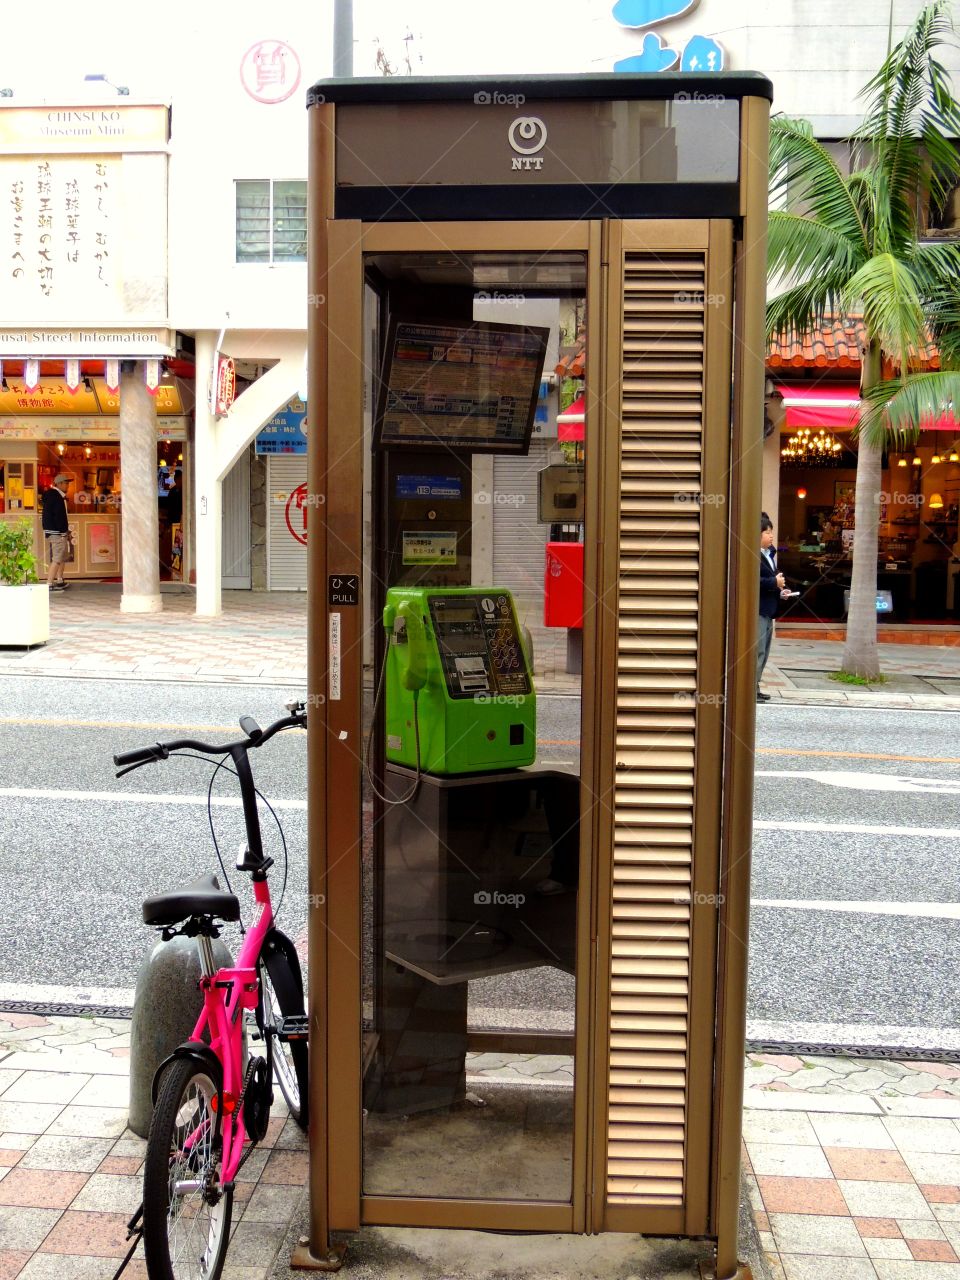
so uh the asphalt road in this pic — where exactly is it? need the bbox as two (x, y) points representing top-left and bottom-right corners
(0, 677), (956, 1049)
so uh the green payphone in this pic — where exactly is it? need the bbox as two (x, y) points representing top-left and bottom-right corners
(383, 585), (536, 775)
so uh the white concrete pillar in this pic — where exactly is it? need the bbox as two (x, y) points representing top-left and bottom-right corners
(194, 330), (222, 617)
(120, 365), (162, 614)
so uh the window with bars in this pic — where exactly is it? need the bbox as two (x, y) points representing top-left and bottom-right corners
(235, 179), (307, 263)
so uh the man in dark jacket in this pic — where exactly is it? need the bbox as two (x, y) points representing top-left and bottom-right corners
(757, 511), (786, 702)
(41, 472), (71, 591)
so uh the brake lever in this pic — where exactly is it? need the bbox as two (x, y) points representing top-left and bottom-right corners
(116, 761), (147, 779)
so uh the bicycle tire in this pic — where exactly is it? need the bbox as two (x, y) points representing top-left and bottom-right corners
(257, 929), (309, 1130)
(142, 1057), (233, 1280)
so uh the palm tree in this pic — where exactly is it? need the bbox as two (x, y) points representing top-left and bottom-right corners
(766, 0), (960, 678)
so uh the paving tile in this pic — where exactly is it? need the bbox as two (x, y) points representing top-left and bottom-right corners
(908, 1241), (958, 1262)
(20, 1137), (112, 1174)
(0, 1251), (32, 1280)
(0, 1154), (22, 1170)
(239, 1182), (298, 1225)
(856, 1220), (905, 1239)
(811, 1115), (897, 1150)
(873, 1262), (960, 1279)
(903, 1153), (960, 1186)
(0, 1207), (60, 1251)
(933, 1205), (960, 1223)
(96, 1156), (140, 1176)
(259, 1149), (308, 1184)
(758, 1176), (848, 1215)
(46, 1108), (126, 1140)
(0, 1075), (88, 1107)
(67, 1078), (124, 1109)
(235, 1147), (270, 1183)
(0, 1169), (88, 1210)
(69, 1174), (142, 1215)
(273, 1118), (307, 1151)
(922, 1187), (960, 1205)
(0, 1075), (21, 1100)
(884, 1119), (960, 1155)
(781, 1258), (878, 1279)
(898, 1221), (948, 1242)
(864, 1239), (914, 1260)
(0, 1139), (33, 1154)
(747, 1143), (833, 1178)
(879, 1099), (960, 1120)
(742, 1112), (821, 1146)
(17, 1258), (119, 1279)
(37, 1211), (133, 1257)
(0, 1106), (63, 1138)
(222, 1221), (287, 1268)
(770, 1212), (868, 1257)
(842, 1182), (934, 1220)
(826, 1148), (915, 1183)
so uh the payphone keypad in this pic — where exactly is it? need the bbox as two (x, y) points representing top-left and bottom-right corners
(430, 594), (531, 699)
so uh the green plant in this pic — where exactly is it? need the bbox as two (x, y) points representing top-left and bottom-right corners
(0, 520), (39, 586)
(766, 1), (960, 679)
(828, 670), (889, 686)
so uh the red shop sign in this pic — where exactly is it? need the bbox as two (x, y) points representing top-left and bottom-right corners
(216, 357), (236, 416)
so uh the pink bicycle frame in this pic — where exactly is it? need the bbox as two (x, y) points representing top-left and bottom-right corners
(190, 877), (274, 1184)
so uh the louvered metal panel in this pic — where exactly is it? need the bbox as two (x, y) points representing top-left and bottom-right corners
(605, 251), (707, 1210)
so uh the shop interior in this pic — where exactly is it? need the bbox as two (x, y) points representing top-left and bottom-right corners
(776, 425), (960, 622)
(360, 250), (586, 1202)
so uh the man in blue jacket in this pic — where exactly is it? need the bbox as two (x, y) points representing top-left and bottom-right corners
(757, 512), (787, 702)
(41, 472), (71, 592)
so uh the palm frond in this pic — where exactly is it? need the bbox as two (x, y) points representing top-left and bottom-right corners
(842, 253), (926, 366)
(766, 273), (852, 346)
(905, 240), (960, 301)
(769, 117), (869, 253)
(857, 2), (960, 212)
(859, 370), (960, 448)
(767, 210), (865, 285)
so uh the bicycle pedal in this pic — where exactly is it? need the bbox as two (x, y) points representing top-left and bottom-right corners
(276, 1015), (309, 1041)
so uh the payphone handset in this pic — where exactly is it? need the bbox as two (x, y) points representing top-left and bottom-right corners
(383, 586), (536, 776)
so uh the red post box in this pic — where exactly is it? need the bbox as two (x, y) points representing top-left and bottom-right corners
(544, 541), (584, 628)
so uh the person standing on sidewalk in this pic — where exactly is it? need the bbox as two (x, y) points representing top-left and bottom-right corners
(757, 512), (787, 702)
(41, 472), (71, 593)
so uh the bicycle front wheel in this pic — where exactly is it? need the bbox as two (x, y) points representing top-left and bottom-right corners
(142, 1057), (233, 1280)
(257, 930), (309, 1130)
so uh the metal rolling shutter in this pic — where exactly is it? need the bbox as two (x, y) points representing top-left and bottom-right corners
(267, 455), (308, 591)
(492, 442), (560, 672)
(606, 253), (706, 1209)
(221, 448), (251, 588)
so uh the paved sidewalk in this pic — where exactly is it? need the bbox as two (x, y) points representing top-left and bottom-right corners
(2, 584), (960, 709)
(2, 1010), (960, 1276)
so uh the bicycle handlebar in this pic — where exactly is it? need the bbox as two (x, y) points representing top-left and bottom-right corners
(112, 705), (306, 772)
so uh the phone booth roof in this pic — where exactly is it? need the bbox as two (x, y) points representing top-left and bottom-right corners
(307, 72), (774, 222)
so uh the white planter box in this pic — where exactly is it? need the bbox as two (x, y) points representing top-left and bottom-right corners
(0, 583), (50, 647)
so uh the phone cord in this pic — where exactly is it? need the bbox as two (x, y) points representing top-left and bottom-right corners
(364, 641), (421, 806)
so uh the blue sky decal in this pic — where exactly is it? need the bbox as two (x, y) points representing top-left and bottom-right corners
(611, 0), (700, 29)
(613, 33), (679, 73)
(680, 34), (725, 71)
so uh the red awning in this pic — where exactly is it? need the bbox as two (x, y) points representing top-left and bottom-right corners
(779, 384), (860, 430)
(778, 383), (959, 433)
(557, 392), (585, 442)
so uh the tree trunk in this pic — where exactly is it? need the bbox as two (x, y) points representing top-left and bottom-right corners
(841, 341), (883, 678)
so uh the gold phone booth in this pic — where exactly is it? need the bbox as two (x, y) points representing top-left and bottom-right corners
(302, 73), (771, 1278)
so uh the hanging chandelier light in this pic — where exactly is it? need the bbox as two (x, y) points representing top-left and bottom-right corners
(780, 426), (845, 467)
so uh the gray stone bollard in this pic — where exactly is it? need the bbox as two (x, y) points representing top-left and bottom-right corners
(128, 934), (236, 1138)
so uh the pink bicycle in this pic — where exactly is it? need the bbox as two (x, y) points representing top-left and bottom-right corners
(113, 702), (309, 1280)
